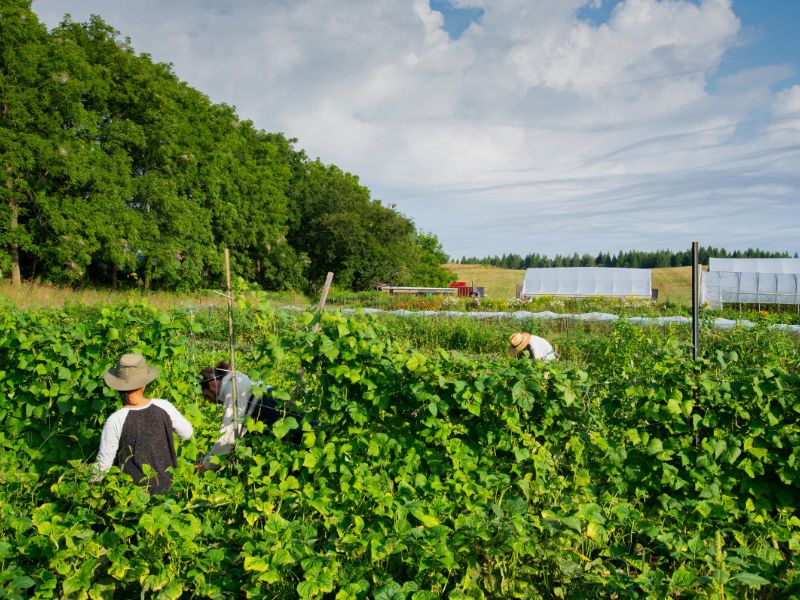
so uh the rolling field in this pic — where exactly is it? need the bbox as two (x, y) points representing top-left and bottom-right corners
(445, 263), (695, 305)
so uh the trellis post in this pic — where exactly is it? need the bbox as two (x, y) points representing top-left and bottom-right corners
(224, 248), (240, 442)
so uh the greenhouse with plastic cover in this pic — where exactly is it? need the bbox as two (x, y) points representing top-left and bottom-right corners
(519, 267), (652, 299)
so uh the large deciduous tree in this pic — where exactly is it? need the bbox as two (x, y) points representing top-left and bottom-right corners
(1, 5), (450, 292)
(288, 161), (424, 290)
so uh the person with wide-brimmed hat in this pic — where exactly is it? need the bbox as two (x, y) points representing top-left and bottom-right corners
(94, 353), (193, 494)
(509, 332), (558, 362)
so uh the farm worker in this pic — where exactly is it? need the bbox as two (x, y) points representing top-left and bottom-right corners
(94, 353), (194, 495)
(197, 361), (276, 471)
(508, 332), (558, 362)
(198, 360), (317, 470)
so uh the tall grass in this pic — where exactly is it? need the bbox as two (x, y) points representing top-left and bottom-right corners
(0, 281), (225, 310)
(0, 281), (309, 311)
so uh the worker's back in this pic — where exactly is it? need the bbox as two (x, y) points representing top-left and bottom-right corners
(509, 332), (557, 361)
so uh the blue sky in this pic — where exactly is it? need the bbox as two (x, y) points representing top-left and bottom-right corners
(718, 1), (800, 86)
(32, 0), (800, 259)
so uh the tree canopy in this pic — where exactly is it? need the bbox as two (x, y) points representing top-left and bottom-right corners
(0, 2), (451, 291)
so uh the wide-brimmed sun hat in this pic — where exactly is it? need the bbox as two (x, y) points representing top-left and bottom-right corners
(509, 332), (531, 355)
(103, 353), (160, 391)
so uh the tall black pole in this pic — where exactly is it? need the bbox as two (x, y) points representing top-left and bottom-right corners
(691, 241), (699, 360)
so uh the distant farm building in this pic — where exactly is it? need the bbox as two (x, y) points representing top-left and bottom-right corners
(379, 281), (484, 297)
(702, 258), (800, 308)
(519, 267), (652, 300)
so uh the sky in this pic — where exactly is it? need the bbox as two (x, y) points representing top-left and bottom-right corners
(32, 0), (800, 259)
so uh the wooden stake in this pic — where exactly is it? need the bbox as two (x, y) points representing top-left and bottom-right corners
(313, 272), (334, 332)
(224, 248), (240, 441)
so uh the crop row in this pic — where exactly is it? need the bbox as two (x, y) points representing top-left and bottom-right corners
(0, 302), (798, 598)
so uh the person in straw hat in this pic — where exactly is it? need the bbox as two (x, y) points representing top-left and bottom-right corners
(509, 332), (558, 362)
(94, 353), (193, 494)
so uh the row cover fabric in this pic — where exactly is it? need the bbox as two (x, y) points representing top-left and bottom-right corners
(708, 258), (800, 274)
(279, 306), (800, 334)
(702, 271), (800, 306)
(521, 267), (651, 298)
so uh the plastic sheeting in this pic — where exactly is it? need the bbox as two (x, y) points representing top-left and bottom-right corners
(702, 271), (800, 306)
(521, 267), (652, 298)
(708, 258), (800, 274)
(279, 306), (800, 334)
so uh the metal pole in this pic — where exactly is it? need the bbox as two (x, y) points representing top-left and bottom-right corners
(756, 272), (760, 312)
(224, 248), (240, 442)
(691, 241), (699, 360)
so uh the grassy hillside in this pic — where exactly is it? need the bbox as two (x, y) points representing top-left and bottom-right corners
(445, 263), (525, 299)
(651, 266), (696, 305)
(445, 263), (695, 305)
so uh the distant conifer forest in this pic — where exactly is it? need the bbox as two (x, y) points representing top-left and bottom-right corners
(458, 247), (796, 270)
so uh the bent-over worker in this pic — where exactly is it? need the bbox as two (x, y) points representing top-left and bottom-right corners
(198, 361), (319, 470)
(198, 361), (265, 471)
(509, 332), (558, 362)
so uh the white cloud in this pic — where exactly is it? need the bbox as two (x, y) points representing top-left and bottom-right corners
(773, 85), (800, 117)
(506, 0), (738, 99)
(31, 0), (800, 257)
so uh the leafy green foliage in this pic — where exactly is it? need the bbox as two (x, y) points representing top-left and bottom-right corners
(1, 303), (798, 597)
(461, 246), (795, 270)
(1, 6), (446, 293)
(286, 161), (424, 290)
(407, 231), (453, 287)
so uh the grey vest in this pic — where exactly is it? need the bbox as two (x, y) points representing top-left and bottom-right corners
(116, 404), (177, 495)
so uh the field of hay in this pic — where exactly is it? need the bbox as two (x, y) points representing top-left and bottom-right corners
(444, 263), (695, 305)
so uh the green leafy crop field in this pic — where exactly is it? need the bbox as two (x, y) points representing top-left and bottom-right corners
(1, 302), (798, 598)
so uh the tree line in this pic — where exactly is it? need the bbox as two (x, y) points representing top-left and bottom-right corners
(459, 247), (797, 270)
(0, 2), (452, 292)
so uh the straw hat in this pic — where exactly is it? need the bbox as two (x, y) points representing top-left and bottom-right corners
(103, 353), (160, 391)
(509, 332), (531, 355)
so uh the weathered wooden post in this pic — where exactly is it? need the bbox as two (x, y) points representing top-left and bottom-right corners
(224, 248), (240, 441)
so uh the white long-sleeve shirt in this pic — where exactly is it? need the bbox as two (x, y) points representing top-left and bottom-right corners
(201, 372), (260, 468)
(94, 398), (193, 476)
(523, 336), (557, 362)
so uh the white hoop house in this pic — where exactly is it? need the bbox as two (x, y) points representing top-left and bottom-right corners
(702, 258), (800, 307)
(702, 271), (800, 307)
(520, 267), (652, 299)
(708, 258), (800, 274)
